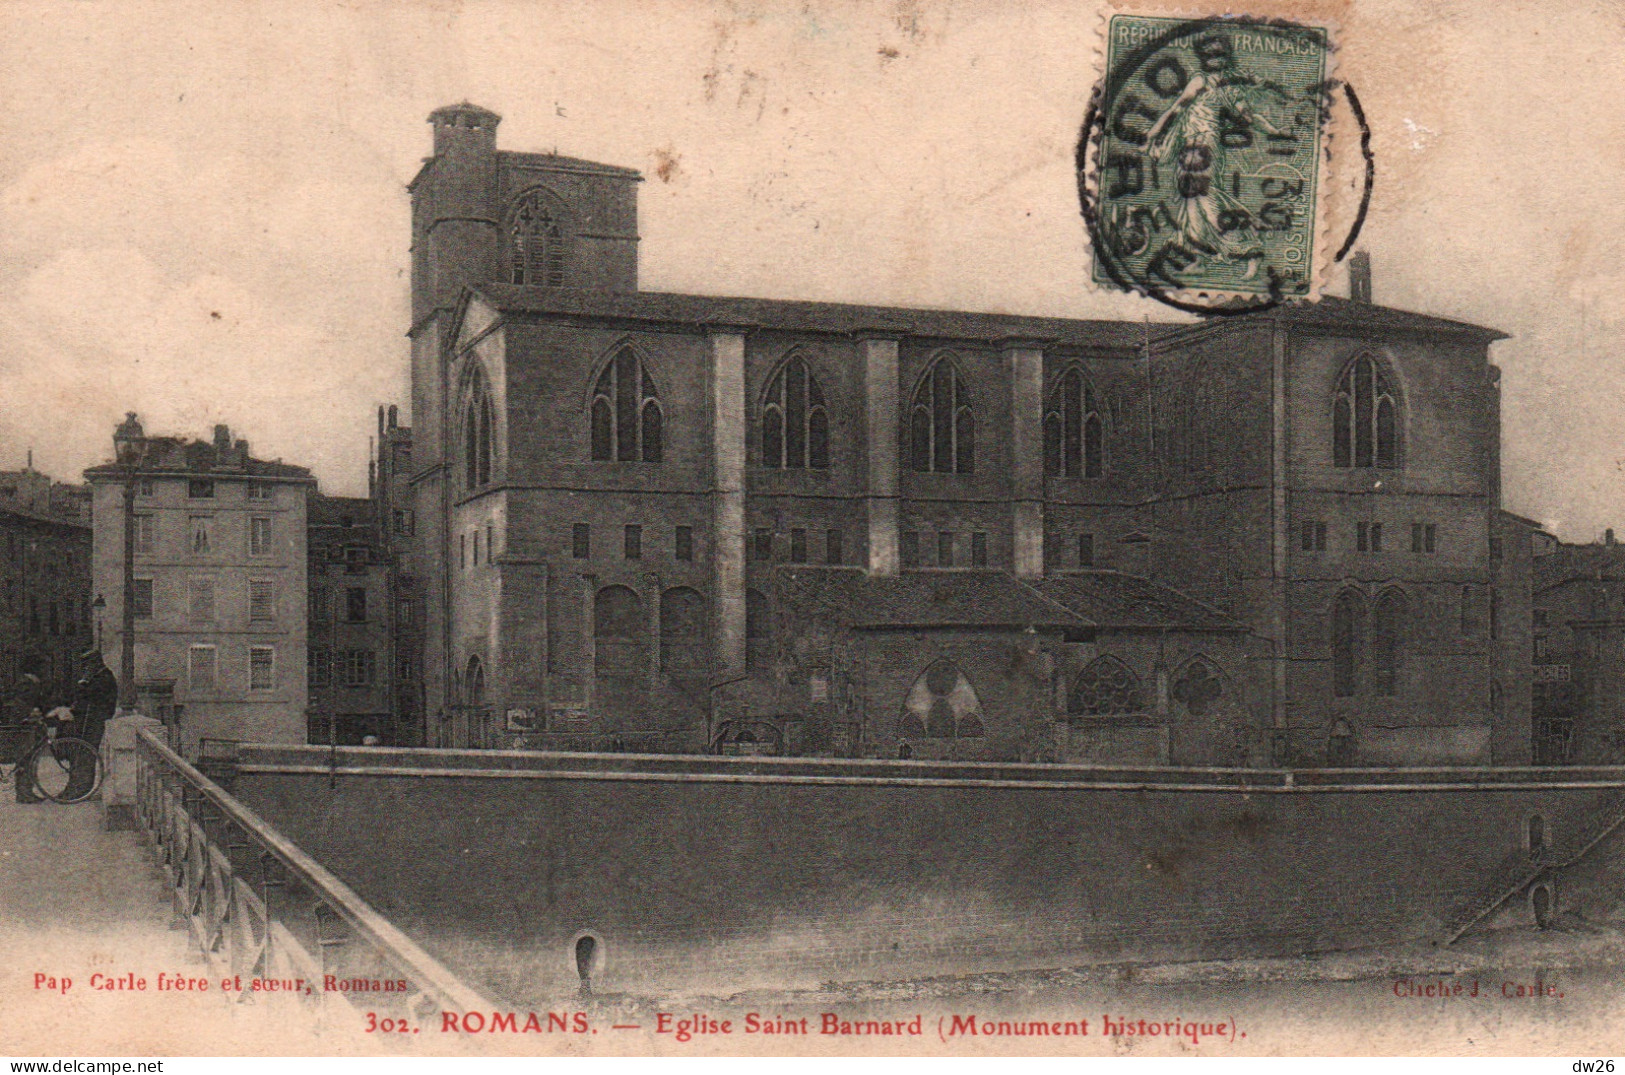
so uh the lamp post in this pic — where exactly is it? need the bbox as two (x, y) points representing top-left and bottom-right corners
(112, 413), (146, 715)
(92, 593), (105, 651)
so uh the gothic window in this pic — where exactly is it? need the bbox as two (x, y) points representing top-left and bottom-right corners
(761, 355), (830, 469)
(591, 348), (663, 463)
(1332, 354), (1400, 469)
(1172, 658), (1224, 716)
(1333, 589), (1365, 698)
(659, 587), (708, 680)
(508, 189), (566, 287)
(1069, 656), (1142, 715)
(909, 355), (975, 475)
(462, 365), (495, 491)
(1043, 366), (1104, 478)
(1373, 588), (1407, 697)
(899, 661), (985, 738)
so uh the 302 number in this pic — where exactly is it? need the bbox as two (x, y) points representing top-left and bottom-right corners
(365, 1012), (414, 1033)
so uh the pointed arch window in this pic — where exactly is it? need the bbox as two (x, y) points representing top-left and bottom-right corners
(910, 356), (975, 475)
(761, 355), (830, 469)
(1333, 354), (1400, 469)
(462, 365), (495, 491)
(1069, 656), (1143, 715)
(899, 661), (985, 738)
(508, 190), (567, 287)
(1044, 366), (1104, 478)
(591, 348), (663, 463)
(463, 655), (486, 708)
(1373, 589), (1407, 697)
(1332, 589), (1365, 698)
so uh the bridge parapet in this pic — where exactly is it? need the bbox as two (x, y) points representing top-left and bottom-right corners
(134, 727), (493, 1023)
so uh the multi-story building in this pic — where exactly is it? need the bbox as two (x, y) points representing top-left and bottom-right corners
(1528, 531), (1625, 764)
(405, 103), (1532, 765)
(0, 464), (93, 703)
(85, 417), (314, 755)
(305, 407), (424, 746)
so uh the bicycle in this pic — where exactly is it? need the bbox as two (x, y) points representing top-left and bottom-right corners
(0, 711), (101, 804)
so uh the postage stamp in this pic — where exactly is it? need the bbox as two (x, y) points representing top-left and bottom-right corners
(1081, 11), (1348, 310)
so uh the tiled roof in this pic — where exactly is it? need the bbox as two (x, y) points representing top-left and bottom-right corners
(471, 285), (1158, 349)
(1024, 572), (1242, 631)
(308, 494), (376, 528)
(1157, 295), (1506, 345)
(773, 567), (1241, 632)
(0, 501), (89, 532)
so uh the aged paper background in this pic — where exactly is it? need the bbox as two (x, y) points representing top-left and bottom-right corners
(2, 0), (1624, 1058)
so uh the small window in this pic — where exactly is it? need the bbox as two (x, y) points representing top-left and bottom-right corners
(393, 509), (415, 535)
(249, 516), (273, 556)
(1425, 524), (1437, 553)
(137, 478), (155, 497)
(247, 482), (273, 501)
(395, 597), (415, 628)
(624, 524), (643, 560)
(971, 532), (988, 568)
(188, 479), (215, 499)
(901, 530), (920, 568)
(938, 531), (955, 568)
(460, 533), (466, 569)
(752, 528), (773, 563)
(487, 521), (495, 560)
(188, 645), (217, 692)
(571, 523), (591, 560)
(790, 528), (807, 564)
(188, 577), (215, 623)
(1371, 523), (1383, 553)
(342, 648), (377, 688)
(346, 586), (367, 623)
(1315, 522), (1328, 550)
(1358, 522), (1382, 552)
(308, 647), (332, 689)
(675, 525), (694, 562)
(1078, 533), (1095, 568)
(249, 646), (276, 692)
(827, 529), (844, 566)
(131, 578), (153, 619)
(472, 530), (480, 566)
(134, 515), (156, 554)
(189, 516), (213, 555)
(248, 580), (276, 623)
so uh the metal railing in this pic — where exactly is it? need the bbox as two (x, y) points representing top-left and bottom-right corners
(134, 727), (492, 1023)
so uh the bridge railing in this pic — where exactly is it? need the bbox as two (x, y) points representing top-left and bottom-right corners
(134, 726), (492, 1025)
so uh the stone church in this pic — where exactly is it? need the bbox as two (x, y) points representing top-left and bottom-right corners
(405, 103), (1531, 767)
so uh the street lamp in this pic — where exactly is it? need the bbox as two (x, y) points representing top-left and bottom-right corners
(112, 413), (146, 715)
(92, 594), (105, 651)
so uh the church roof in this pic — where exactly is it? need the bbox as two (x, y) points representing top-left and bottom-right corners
(469, 285), (1506, 349)
(469, 284), (1156, 350)
(773, 567), (1242, 632)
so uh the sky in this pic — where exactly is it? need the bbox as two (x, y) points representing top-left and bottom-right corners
(0, 0), (1622, 539)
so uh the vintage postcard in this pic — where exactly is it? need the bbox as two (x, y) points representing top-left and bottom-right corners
(3, 0), (1625, 1061)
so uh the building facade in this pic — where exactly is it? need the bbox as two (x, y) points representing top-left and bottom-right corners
(406, 103), (1530, 765)
(0, 466), (92, 704)
(86, 418), (314, 755)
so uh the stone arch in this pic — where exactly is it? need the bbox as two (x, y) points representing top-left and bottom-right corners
(899, 660), (985, 738)
(1069, 655), (1143, 715)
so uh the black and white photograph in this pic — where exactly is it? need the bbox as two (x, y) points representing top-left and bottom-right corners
(3, 0), (1625, 1059)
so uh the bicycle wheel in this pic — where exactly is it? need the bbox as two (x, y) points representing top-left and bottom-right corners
(31, 737), (100, 803)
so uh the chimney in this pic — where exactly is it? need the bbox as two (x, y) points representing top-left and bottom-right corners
(1608, 528), (1616, 547)
(213, 424), (231, 451)
(1348, 250), (1372, 304)
(235, 438), (249, 461)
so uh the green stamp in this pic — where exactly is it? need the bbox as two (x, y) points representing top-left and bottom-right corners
(1082, 14), (1335, 309)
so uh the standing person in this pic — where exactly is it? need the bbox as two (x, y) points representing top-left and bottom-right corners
(60, 651), (117, 800)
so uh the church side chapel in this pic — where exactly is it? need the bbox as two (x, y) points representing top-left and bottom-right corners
(407, 104), (1528, 767)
